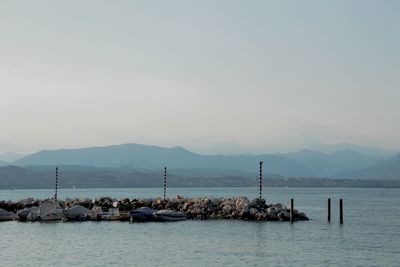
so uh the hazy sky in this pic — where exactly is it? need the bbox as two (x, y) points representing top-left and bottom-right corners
(0, 0), (399, 154)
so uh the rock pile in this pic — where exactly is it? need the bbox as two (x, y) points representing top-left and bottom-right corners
(1, 196), (309, 222)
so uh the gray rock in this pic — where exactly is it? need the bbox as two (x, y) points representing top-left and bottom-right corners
(249, 208), (259, 216)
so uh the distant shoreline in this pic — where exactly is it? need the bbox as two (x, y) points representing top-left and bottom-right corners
(2, 185), (400, 190)
(2, 164), (399, 189)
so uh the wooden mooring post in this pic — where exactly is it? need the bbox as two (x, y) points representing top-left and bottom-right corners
(327, 198), (331, 223)
(339, 198), (343, 224)
(290, 198), (294, 223)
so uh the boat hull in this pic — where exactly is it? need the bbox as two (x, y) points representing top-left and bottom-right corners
(154, 210), (186, 222)
(155, 214), (186, 221)
(0, 209), (18, 221)
(129, 207), (155, 222)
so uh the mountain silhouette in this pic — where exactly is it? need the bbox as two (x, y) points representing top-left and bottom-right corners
(14, 143), (312, 177)
(13, 143), (399, 179)
(335, 154), (400, 180)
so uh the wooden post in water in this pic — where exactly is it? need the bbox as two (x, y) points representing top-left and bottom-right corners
(327, 198), (331, 223)
(339, 198), (343, 224)
(290, 198), (294, 223)
(163, 166), (167, 200)
(259, 161), (264, 199)
(54, 167), (58, 201)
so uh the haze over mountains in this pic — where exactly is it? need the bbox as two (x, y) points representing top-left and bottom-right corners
(336, 154), (400, 180)
(7, 143), (400, 180)
(192, 141), (396, 158)
(0, 152), (25, 163)
(13, 144), (310, 177)
(1, 143), (399, 189)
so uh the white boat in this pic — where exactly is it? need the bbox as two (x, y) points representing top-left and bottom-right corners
(88, 206), (103, 221)
(154, 210), (186, 221)
(98, 208), (117, 221)
(100, 208), (129, 221)
(0, 208), (18, 221)
(63, 205), (91, 221)
(28, 199), (63, 221)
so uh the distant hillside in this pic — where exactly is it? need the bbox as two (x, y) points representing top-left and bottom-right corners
(1, 165), (400, 189)
(335, 154), (400, 180)
(0, 160), (8, 167)
(12, 143), (400, 179)
(306, 142), (395, 158)
(283, 150), (338, 177)
(283, 149), (380, 177)
(15, 144), (196, 169)
(14, 143), (312, 177)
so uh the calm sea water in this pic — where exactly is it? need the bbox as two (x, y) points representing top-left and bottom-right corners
(1, 187), (399, 267)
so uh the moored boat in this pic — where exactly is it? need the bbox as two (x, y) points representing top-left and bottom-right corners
(129, 207), (155, 222)
(101, 208), (128, 221)
(154, 210), (186, 221)
(63, 205), (91, 221)
(27, 199), (63, 221)
(0, 208), (18, 221)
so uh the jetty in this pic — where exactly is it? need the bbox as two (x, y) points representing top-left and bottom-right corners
(0, 196), (309, 222)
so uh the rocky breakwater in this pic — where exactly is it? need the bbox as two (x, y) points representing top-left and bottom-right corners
(61, 196), (309, 222)
(171, 197), (308, 221)
(0, 196), (309, 222)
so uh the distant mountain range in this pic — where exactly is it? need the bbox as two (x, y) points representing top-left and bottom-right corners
(191, 141), (397, 158)
(7, 143), (399, 180)
(336, 154), (400, 180)
(13, 144), (310, 177)
(283, 149), (382, 178)
(305, 142), (396, 158)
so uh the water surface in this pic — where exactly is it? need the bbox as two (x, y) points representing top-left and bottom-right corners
(1, 188), (399, 266)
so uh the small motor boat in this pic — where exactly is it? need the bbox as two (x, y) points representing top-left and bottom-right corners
(154, 210), (186, 222)
(88, 206), (103, 221)
(63, 205), (91, 221)
(0, 208), (18, 221)
(101, 208), (126, 221)
(129, 207), (155, 222)
(27, 199), (63, 221)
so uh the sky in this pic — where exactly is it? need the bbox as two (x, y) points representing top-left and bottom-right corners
(0, 0), (399, 154)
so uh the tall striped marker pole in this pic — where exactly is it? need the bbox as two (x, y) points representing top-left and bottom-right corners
(54, 167), (58, 201)
(259, 161), (264, 199)
(163, 166), (167, 199)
